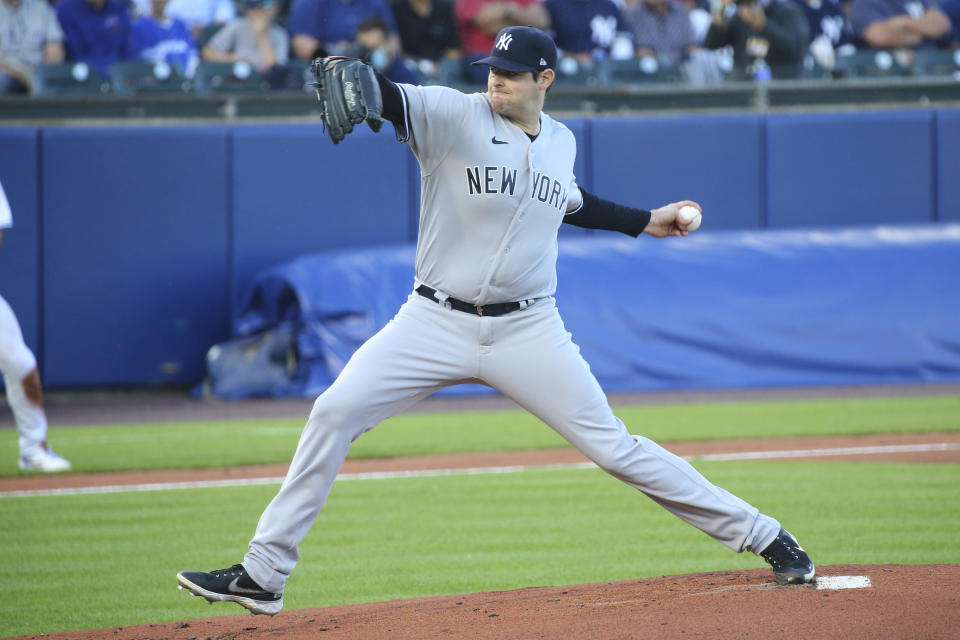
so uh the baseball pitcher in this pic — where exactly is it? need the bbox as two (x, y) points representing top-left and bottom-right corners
(178, 26), (814, 616)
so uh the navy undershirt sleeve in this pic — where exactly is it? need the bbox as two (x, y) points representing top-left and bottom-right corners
(564, 187), (651, 237)
(377, 72), (405, 128)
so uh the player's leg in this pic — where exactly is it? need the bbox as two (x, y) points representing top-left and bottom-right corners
(240, 293), (480, 595)
(0, 295), (69, 472)
(481, 300), (782, 555)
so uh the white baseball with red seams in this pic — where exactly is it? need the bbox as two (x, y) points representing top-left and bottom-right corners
(678, 205), (702, 232)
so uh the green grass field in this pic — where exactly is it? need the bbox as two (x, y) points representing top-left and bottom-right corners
(1, 395), (958, 475)
(1, 395), (958, 637)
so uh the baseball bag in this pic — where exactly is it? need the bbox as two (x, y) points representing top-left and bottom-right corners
(310, 57), (384, 144)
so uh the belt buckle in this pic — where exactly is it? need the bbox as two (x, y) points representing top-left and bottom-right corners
(476, 305), (484, 316)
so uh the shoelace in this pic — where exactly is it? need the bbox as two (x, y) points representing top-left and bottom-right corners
(760, 539), (801, 569)
(211, 565), (245, 578)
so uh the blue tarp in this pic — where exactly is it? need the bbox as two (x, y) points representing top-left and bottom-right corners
(204, 225), (960, 398)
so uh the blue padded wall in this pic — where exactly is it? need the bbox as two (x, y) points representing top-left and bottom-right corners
(766, 110), (934, 228)
(937, 109), (960, 222)
(0, 128), (41, 363)
(232, 125), (412, 319)
(41, 127), (230, 386)
(591, 113), (764, 231)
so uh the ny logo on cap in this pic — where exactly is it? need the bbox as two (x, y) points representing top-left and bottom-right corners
(496, 33), (513, 51)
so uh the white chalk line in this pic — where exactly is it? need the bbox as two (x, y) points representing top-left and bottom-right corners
(2, 442), (957, 499)
(694, 442), (960, 461)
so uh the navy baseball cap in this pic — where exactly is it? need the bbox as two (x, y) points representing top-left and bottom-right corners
(472, 26), (557, 73)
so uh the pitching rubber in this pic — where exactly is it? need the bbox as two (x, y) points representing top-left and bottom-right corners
(176, 572), (283, 616)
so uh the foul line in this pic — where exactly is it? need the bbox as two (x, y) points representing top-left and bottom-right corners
(694, 442), (960, 461)
(2, 442), (957, 499)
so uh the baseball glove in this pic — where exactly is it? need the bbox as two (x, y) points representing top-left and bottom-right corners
(310, 57), (384, 144)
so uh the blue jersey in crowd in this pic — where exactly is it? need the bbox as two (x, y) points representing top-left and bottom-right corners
(287, 0), (398, 48)
(790, 0), (854, 46)
(545, 0), (623, 56)
(939, 0), (960, 45)
(129, 16), (199, 77)
(56, 0), (132, 76)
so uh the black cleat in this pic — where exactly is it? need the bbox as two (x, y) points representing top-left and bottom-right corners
(176, 564), (283, 615)
(760, 529), (816, 585)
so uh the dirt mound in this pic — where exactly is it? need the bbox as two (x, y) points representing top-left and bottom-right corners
(16, 564), (958, 640)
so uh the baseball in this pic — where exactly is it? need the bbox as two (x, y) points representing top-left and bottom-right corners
(677, 205), (702, 232)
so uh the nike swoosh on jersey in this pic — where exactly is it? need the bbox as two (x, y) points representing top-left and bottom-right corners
(228, 577), (266, 595)
(491, 136), (509, 144)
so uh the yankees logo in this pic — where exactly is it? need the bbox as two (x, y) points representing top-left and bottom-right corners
(495, 33), (513, 51)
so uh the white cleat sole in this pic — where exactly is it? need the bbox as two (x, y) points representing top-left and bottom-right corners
(176, 573), (283, 616)
(775, 563), (816, 585)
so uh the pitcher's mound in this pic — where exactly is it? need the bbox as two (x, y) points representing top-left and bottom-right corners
(21, 564), (959, 640)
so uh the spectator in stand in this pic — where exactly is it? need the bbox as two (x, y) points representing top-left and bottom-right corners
(941, 0), (960, 47)
(56, 0), (133, 77)
(621, 0), (696, 67)
(704, 0), (809, 79)
(287, 0), (400, 60)
(352, 15), (420, 82)
(390, 0), (462, 77)
(681, 0), (715, 44)
(202, 0), (289, 78)
(545, 0), (632, 66)
(0, 0), (65, 94)
(454, 0), (550, 83)
(128, 0), (199, 77)
(165, 0), (236, 40)
(849, 0), (950, 51)
(789, 0), (855, 72)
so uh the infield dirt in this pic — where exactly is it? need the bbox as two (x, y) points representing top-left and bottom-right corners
(12, 564), (959, 640)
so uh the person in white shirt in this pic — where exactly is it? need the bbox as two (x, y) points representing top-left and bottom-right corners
(0, 180), (70, 473)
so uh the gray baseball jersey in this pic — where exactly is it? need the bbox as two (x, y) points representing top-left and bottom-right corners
(399, 85), (583, 304)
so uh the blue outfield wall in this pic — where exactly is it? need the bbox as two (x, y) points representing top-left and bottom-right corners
(40, 127), (231, 386)
(0, 106), (956, 389)
(592, 113), (766, 230)
(938, 109), (960, 222)
(766, 110), (935, 227)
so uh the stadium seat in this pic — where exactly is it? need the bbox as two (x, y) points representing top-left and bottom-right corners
(191, 61), (270, 94)
(110, 61), (189, 95)
(801, 54), (833, 80)
(552, 57), (602, 87)
(268, 59), (312, 91)
(195, 23), (223, 50)
(912, 49), (960, 78)
(833, 49), (910, 78)
(30, 62), (110, 96)
(600, 57), (682, 85)
(432, 57), (468, 86)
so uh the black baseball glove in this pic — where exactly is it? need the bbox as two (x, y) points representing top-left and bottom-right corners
(310, 57), (384, 144)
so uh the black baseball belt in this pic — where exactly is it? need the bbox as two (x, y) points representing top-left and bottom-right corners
(415, 284), (532, 317)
